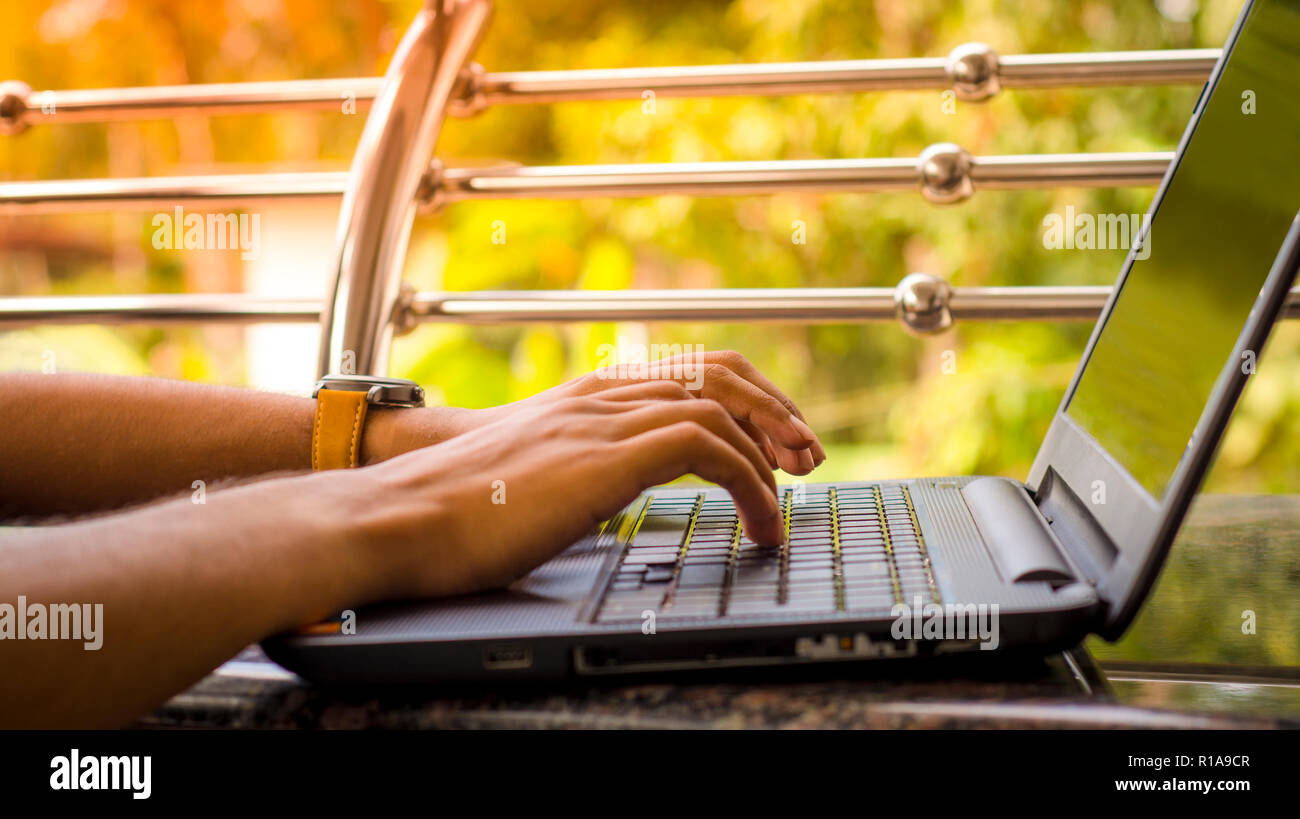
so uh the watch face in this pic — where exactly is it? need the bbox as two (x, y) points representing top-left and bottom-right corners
(314, 374), (425, 407)
(318, 374), (415, 389)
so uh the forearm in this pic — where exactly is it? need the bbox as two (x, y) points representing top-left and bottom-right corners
(0, 467), (400, 728)
(0, 372), (473, 517)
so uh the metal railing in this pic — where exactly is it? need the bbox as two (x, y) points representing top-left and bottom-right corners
(0, 152), (1176, 213)
(6, 287), (1297, 331)
(0, 47), (1220, 131)
(0, 0), (1241, 374)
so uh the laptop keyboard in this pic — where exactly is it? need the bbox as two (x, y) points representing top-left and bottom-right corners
(593, 484), (940, 623)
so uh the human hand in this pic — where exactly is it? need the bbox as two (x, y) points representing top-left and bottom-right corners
(370, 350), (824, 476)
(357, 380), (796, 599)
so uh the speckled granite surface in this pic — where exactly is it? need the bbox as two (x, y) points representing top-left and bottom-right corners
(140, 495), (1300, 729)
(141, 644), (1293, 729)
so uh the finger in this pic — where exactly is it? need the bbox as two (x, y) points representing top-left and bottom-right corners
(591, 378), (798, 472)
(584, 367), (812, 470)
(585, 353), (826, 466)
(796, 447), (815, 475)
(593, 399), (778, 497)
(583, 380), (692, 403)
(773, 444), (814, 476)
(651, 350), (826, 464)
(615, 422), (784, 546)
(592, 378), (805, 474)
(774, 446), (805, 475)
(690, 363), (815, 452)
(734, 417), (779, 470)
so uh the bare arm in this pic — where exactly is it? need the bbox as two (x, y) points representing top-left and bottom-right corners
(0, 468), (397, 728)
(0, 355), (823, 518)
(0, 381), (793, 728)
(0, 372), (473, 517)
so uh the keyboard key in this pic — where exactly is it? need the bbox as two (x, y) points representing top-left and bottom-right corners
(728, 591), (778, 606)
(788, 567), (832, 582)
(623, 553), (679, 566)
(841, 553), (888, 564)
(663, 603), (718, 618)
(727, 599), (782, 615)
(644, 567), (675, 584)
(633, 528), (688, 548)
(678, 563), (727, 587)
(840, 527), (883, 536)
(685, 545), (731, 556)
(842, 562), (891, 580)
(778, 598), (837, 614)
(843, 597), (896, 612)
(734, 563), (781, 583)
(788, 556), (833, 570)
(789, 548), (833, 558)
(684, 554), (729, 566)
(626, 544), (679, 555)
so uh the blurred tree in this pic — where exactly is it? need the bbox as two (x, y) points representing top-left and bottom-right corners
(1, 0), (1296, 498)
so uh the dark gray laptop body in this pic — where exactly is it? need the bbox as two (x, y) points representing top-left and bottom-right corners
(265, 0), (1300, 684)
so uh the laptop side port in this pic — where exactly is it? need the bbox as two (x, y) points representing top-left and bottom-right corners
(793, 633), (919, 660)
(573, 632), (922, 674)
(483, 645), (533, 670)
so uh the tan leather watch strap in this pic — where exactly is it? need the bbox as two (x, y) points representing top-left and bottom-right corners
(311, 388), (370, 470)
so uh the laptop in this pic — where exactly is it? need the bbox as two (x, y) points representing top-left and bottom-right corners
(265, 0), (1300, 684)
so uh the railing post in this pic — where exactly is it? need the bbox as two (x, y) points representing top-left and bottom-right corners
(316, 0), (492, 378)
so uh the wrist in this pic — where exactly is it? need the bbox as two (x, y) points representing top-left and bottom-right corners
(292, 466), (439, 605)
(361, 406), (483, 464)
(340, 458), (459, 601)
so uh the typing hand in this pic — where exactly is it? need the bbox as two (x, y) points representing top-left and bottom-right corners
(361, 380), (804, 599)
(377, 350), (825, 476)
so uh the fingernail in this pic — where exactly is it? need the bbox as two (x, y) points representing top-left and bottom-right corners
(797, 448), (814, 474)
(767, 524), (785, 546)
(787, 415), (815, 444)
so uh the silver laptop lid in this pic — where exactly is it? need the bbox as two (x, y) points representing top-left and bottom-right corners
(1026, 0), (1300, 638)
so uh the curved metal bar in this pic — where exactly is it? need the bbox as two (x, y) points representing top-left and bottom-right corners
(316, 0), (492, 378)
(0, 48), (1220, 132)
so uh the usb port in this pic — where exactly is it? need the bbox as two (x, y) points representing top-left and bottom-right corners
(483, 645), (532, 670)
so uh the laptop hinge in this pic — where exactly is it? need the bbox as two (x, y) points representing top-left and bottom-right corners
(1029, 469), (1119, 588)
(960, 477), (1080, 586)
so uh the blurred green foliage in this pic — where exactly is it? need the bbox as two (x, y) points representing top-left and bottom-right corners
(1, 0), (1297, 496)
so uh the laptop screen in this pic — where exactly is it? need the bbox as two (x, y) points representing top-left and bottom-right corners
(1065, 0), (1300, 499)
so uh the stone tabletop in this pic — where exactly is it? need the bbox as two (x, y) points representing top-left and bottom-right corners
(141, 494), (1300, 729)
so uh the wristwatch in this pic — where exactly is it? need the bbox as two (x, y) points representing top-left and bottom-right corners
(311, 374), (425, 470)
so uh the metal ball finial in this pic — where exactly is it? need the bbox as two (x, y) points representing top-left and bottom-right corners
(894, 272), (954, 335)
(0, 81), (32, 136)
(918, 143), (974, 204)
(945, 42), (1001, 102)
